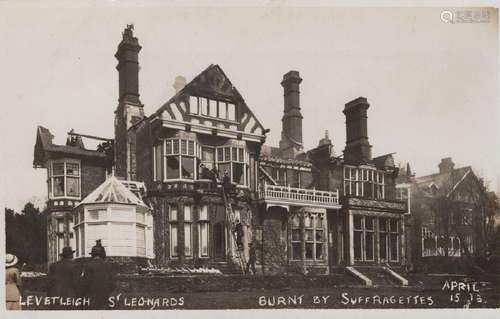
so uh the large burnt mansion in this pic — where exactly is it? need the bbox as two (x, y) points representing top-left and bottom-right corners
(34, 25), (413, 281)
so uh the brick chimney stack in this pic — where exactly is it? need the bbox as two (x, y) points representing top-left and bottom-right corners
(438, 157), (455, 174)
(279, 70), (303, 159)
(114, 24), (144, 180)
(343, 97), (372, 164)
(115, 24), (142, 106)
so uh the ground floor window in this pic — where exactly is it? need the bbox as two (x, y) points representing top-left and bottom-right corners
(353, 215), (400, 263)
(198, 205), (209, 257)
(289, 212), (325, 261)
(353, 215), (375, 262)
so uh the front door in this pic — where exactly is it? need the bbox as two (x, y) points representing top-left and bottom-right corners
(213, 222), (226, 260)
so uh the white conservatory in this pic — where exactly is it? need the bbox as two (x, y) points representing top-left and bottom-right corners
(73, 176), (154, 259)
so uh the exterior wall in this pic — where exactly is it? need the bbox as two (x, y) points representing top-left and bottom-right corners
(81, 160), (107, 198)
(134, 120), (153, 188)
(261, 206), (288, 274)
(114, 103), (144, 180)
(148, 188), (253, 270)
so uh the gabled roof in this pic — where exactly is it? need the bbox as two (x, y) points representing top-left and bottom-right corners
(33, 126), (107, 167)
(415, 166), (472, 197)
(152, 64), (266, 136)
(76, 176), (149, 209)
(372, 153), (396, 169)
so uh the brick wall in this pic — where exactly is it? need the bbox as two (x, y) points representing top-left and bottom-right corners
(135, 120), (153, 187)
(261, 207), (287, 274)
(81, 161), (106, 198)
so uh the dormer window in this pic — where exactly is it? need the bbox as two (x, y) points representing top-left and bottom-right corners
(189, 96), (236, 122)
(48, 160), (81, 199)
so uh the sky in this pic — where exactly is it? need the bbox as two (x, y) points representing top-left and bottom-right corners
(1, 2), (499, 212)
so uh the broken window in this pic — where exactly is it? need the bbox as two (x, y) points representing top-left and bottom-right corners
(49, 161), (80, 198)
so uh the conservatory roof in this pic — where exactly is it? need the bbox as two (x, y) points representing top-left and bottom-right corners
(76, 176), (149, 209)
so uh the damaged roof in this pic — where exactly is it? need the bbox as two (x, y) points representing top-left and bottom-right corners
(33, 126), (107, 168)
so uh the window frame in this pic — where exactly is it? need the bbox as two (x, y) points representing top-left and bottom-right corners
(215, 146), (249, 186)
(290, 212), (325, 262)
(198, 205), (210, 258)
(49, 159), (81, 199)
(343, 166), (385, 199)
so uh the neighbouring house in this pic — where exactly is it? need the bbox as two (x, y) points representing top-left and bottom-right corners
(402, 157), (496, 271)
(33, 25), (409, 279)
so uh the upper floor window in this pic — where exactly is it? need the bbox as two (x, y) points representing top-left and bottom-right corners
(344, 166), (384, 199)
(215, 146), (248, 186)
(154, 139), (250, 186)
(189, 96), (236, 122)
(48, 160), (81, 198)
(396, 186), (411, 214)
(154, 138), (197, 181)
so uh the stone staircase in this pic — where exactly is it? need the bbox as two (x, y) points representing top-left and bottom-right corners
(211, 261), (243, 275)
(351, 266), (405, 287)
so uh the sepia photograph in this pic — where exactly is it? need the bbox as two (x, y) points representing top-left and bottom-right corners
(1, 0), (499, 315)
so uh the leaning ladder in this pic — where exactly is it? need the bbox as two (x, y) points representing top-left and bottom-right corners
(221, 187), (247, 274)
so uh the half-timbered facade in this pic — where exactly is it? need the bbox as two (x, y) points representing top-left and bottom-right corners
(34, 25), (409, 278)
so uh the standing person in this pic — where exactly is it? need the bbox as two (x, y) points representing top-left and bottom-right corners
(46, 247), (81, 309)
(232, 219), (244, 250)
(81, 241), (115, 310)
(5, 254), (22, 310)
(246, 242), (257, 275)
(210, 166), (220, 185)
(222, 170), (231, 193)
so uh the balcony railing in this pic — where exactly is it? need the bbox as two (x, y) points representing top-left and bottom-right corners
(259, 184), (340, 208)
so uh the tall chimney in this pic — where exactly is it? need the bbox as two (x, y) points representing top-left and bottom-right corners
(438, 157), (455, 174)
(115, 24), (142, 106)
(343, 97), (372, 164)
(279, 70), (303, 158)
(114, 24), (144, 180)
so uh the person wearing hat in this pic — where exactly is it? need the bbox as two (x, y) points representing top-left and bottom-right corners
(81, 240), (115, 310)
(46, 246), (81, 308)
(5, 253), (22, 310)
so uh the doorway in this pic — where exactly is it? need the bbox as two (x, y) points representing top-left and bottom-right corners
(213, 222), (226, 260)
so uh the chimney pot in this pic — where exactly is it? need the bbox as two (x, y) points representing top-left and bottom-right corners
(173, 75), (187, 94)
(438, 157), (455, 174)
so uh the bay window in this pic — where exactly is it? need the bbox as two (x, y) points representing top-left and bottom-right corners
(344, 166), (384, 199)
(154, 138), (197, 181)
(216, 146), (248, 186)
(48, 160), (81, 198)
(153, 138), (249, 186)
